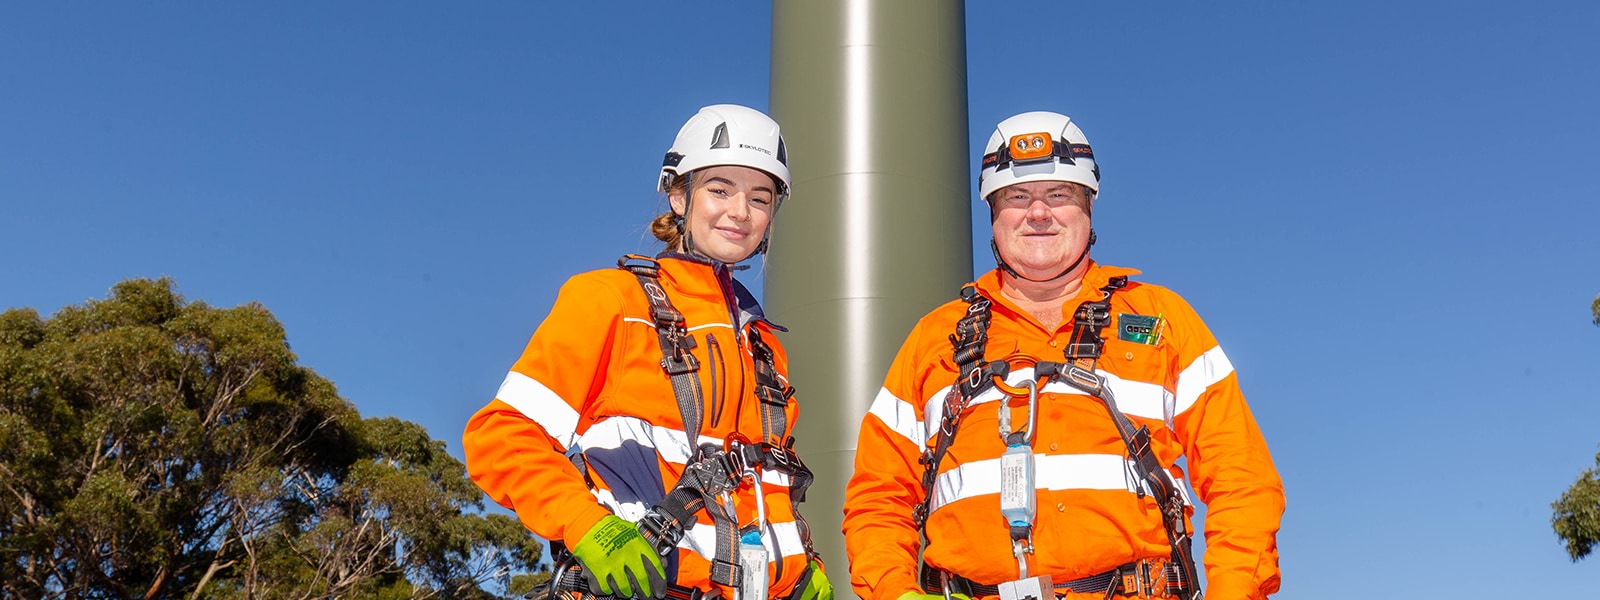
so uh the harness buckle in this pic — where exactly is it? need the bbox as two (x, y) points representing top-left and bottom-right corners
(617, 254), (661, 273)
(650, 305), (684, 327)
(958, 363), (988, 396)
(1065, 341), (1102, 359)
(756, 384), (787, 407)
(761, 442), (792, 471)
(1063, 363), (1105, 395)
(661, 351), (700, 375)
(636, 511), (678, 556)
(710, 558), (743, 588)
(721, 439), (749, 477)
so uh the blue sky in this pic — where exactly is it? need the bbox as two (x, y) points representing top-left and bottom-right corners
(3, 2), (1598, 597)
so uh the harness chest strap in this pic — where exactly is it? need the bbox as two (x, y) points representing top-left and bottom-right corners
(618, 255), (816, 589)
(917, 276), (1201, 599)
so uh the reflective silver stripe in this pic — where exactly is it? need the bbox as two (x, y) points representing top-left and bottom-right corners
(681, 520), (808, 559)
(928, 453), (1193, 513)
(621, 316), (735, 333)
(868, 387), (924, 448)
(1175, 345), (1233, 415)
(497, 371), (581, 450)
(921, 382), (955, 442)
(1042, 370), (1170, 422)
(592, 487), (648, 522)
(574, 416), (792, 487)
(922, 367), (1174, 430)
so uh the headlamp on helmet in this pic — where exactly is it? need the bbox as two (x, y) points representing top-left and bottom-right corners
(978, 111), (1101, 201)
(981, 132), (1094, 173)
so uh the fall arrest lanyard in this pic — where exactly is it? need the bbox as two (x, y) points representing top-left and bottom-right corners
(915, 277), (1202, 600)
(617, 254), (817, 592)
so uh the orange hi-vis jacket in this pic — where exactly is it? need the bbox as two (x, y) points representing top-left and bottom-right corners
(464, 253), (814, 598)
(843, 263), (1284, 600)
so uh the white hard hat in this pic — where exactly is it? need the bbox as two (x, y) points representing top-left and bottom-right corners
(978, 111), (1099, 201)
(658, 104), (790, 197)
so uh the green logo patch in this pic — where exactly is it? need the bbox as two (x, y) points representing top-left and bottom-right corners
(1118, 313), (1166, 345)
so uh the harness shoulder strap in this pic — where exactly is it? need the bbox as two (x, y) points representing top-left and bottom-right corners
(617, 255), (818, 587)
(747, 327), (819, 561)
(618, 255), (745, 584)
(914, 284), (998, 528)
(920, 276), (1202, 600)
(619, 254), (708, 459)
(1048, 276), (1201, 600)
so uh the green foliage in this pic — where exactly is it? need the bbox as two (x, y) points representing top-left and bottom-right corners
(0, 278), (545, 598)
(1559, 296), (1600, 560)
(1553, 449), (1600, 561)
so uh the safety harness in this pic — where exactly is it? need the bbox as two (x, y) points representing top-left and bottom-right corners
(609, 254), (817, 594)
(915, 277), (1202, 600)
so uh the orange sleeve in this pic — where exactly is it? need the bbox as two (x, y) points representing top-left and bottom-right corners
(463, 274), (621, 547)
(1161, 293), (1286, 600)
(843, 319), (934, 600)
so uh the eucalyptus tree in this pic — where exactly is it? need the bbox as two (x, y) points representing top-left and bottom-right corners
(0, 278), (545, 598)
(1548, 296), (1600, 562)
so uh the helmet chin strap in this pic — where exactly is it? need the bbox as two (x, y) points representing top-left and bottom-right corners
(992, 229), (1096, 283)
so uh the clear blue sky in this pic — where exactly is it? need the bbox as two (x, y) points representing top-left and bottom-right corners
(3, 2), (1597, 597)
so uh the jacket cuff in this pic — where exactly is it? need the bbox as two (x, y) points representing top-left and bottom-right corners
(866, 572), (920, 600)
(1202, 573), (1268, 600)
(561, 503), (615, 548)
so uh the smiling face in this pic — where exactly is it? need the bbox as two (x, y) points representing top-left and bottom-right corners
(989, 180), (1094, 280)
(668, 165), (779, 264)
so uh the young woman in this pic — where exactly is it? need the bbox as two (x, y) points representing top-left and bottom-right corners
(465, 105), (831, 600)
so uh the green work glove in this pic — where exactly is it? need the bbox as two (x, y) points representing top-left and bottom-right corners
(897, 592), (969, 600)
(572, 516), (667, 599)
(792, 559), (833, 600)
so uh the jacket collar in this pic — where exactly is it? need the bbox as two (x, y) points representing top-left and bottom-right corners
(653, 251), (786, 332)
(974, 260), (1141, 321)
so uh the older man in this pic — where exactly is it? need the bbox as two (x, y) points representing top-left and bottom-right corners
(842, 111), (1285, 600)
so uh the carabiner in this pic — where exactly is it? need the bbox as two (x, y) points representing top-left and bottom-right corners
(741, 464), (767, 533)
(1023, 378), (1039, 446)
(998, 379), (1041, 445)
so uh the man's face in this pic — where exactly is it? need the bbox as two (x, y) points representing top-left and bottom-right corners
(989, 180), (1093, 279)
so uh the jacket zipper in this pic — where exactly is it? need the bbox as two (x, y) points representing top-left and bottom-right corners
(708, 333), (725, 427)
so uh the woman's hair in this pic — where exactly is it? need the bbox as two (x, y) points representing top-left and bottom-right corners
(650, 172), (691, 249)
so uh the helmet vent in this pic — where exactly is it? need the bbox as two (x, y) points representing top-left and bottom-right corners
(709, 122), (730, 149)
(776, 138), (788, 165)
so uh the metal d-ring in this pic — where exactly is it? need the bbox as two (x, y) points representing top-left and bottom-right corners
(990, 352), (1042, 397)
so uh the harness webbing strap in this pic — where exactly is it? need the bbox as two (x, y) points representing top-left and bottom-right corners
(1045, 358), (1199, 599)
(623, 257), (709, 464)
(1045, 277), (1199, 598)
(748, 330), (792, 450)
(747, 328), (818, 564)
(616, 254), (817, 591)
(913, 285), (994, 530)
(919, 276), (1202, 600)
(1063, 276), (1119, 360)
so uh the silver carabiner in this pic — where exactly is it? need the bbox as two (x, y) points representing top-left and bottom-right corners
(1023, 378), (1039, 447)
(998, 379), (1040, 445)
(741, 464), (767, 533)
